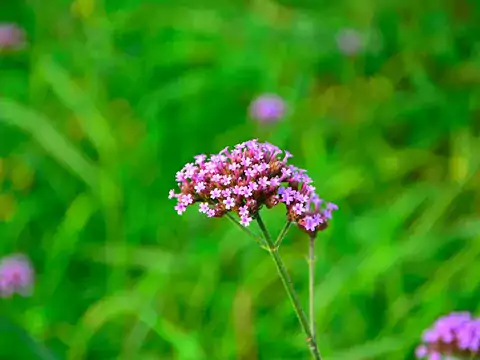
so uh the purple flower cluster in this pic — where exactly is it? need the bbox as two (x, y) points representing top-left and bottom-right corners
(0, 23), (26, 51)
(415, 312), (480, 359)
(335, 28), (364, 57)
(0, 254), (34, 298)
(296, 193), (339, 234)
(169, 139), (338, 234)
(249, 94), (286, 124)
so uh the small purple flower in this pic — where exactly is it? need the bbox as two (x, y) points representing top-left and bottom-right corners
(281, 187), (295, 205)
(292, 203), (305, 215)
(0, 23), (26, 51)
(249, 94), (286, 124)
(199, 203), (210, 214)
(240, 215), (253, 227)
(223, 197), (235, 210)
(210, 188), (221, 199)
(258, 176), (270, 188)
(296, 196), (338, 236)
(336, 28), (364, 57)
(194, 182), (206, 193)
(0, 254), (34, 298)
(194, 154), (206, 164)
(181, 194), (193, 205)
(303, 216), (318, 232)
(239, 205), (249, 217)
(174, 202), (187, 215)
(415, 311), (480, 359)
(222, 188), (232, 197)
(206, 209), (215, 217)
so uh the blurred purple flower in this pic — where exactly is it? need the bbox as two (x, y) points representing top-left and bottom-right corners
(249, 94), (286, 124)
(415, 311), (480, 359)
(0, 254), (34, 298)
(0, 23), (26, 51)
(335, 28), (364, 56)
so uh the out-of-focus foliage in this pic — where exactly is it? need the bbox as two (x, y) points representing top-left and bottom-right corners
(0, 0), (479, 359)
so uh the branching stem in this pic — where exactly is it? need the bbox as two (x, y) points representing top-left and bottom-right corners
(225, 213), (268, 250)
(309, 235), (317, 343)
(274, 221), (292, 249)
(256, 215), (322, 360)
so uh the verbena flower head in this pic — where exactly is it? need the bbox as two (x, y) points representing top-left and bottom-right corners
(0, 254), (34, 298)
(249, 94), (286, 124)
(296, 193), (339, 236)
(169, 139), (337, 234)
(335, 28), (364, 56)
(0, 23), (26, 51)
(415, 311), (480, 359)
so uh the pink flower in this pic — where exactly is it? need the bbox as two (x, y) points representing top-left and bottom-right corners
(249, 94), (286, 124)
(0, 23), (26, 51)
(0, 254), (34, 298)
(169, 139), (337, 232)
(415, 312), (480, 359)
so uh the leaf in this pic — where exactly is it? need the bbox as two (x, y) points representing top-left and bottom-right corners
(44, 193), (98, 296)
(0, 316), (58, 360)
(37, 56), (116, 159)
(0, 98), (98, 189)
(328, 336), (405, 360)
(68, 290), (205, 360)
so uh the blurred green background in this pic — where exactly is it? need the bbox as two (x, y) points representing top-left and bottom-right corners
(1, 0), (480, 359)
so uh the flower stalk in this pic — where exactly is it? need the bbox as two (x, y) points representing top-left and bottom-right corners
(169, 139), (338, 360)
(308, 235), (317, 343)
(256, 215), (322, 360)
(225, 212), (267, 250)
(274, 221), (291, 249)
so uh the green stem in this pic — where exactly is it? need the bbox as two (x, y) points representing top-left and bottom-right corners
(225, 213), (268, 250)
(256, 215), (322, 360)
(274, 221), (292, 248)
(309, 235), (317, 343)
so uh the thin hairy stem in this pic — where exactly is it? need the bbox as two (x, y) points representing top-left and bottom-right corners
(274, 221), (292, 248)
(309, 235), (317, 343)
(256, 215), (322, 360)
(225, 213), (268, 250)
